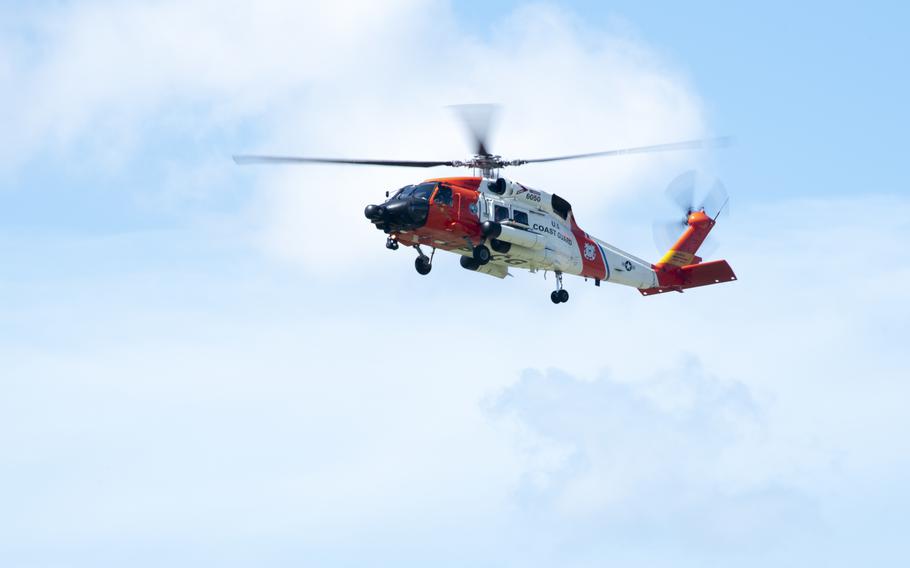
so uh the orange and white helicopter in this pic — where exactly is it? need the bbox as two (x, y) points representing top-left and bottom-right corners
(235, 105), (736, 304)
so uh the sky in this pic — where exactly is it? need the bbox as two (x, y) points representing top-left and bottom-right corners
(1, 1), (908, 566)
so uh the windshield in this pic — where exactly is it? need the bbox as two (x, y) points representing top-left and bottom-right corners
(390, 185), (413, 199)
(399, 182), (436, 201)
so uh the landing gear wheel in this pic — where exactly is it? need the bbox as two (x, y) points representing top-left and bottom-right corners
(550, 270), (568, 304)
(472, 244), (491, 265)
(490, 238), (511, 254)
(460, 256), (479, 270)
(415, 256), (432, 275)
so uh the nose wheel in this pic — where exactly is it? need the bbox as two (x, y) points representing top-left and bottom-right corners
(414, 245), (434, 275)
(550, 271), (569, 304)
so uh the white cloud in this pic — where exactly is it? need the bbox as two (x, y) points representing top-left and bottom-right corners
(489, 361), (772, 516)
(1, 0), (712, 270)
(2, 192), (909, 566)
(4, 0), (428, 154)
(5, 2), (909, 566)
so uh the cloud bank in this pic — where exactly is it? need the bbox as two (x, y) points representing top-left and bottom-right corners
(3, 2), (908, 567)
(1, 0), (710, 269)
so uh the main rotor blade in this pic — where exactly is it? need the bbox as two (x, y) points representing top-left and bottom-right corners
(233, 155), (455, 168)
(513, 136), (733, 165)
(450, 104), (499, 156)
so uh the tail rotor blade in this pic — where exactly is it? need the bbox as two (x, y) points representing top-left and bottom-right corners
(655, 171), (730, 256)
(652, 219), (686, 252)
(653, 218), (721, 258)
(665, 170), (697, 214)
(698, 234), (720, 259)
(702, 178), (729, 219)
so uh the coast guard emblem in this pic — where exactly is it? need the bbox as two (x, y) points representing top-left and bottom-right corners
(584, 243), (597, 261)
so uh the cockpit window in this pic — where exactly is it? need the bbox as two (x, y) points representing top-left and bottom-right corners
(434, 186), (453, 206)
(494, 205), (509, 222)
(390, 185), (412, 199)
(512, 209), (529, 225)
(402, 182), (436, 201)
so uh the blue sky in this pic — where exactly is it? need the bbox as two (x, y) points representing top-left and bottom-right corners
(2, 2), (908, 567)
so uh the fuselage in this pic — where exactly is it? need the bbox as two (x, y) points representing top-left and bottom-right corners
(365, 176), (659, 289)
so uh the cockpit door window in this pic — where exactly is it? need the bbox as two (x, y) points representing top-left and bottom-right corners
(494, 205), (509, 222)
(433, 186), (453, 206)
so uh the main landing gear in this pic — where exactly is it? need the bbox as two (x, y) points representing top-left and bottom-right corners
(550, 271), (570, 304)
(459, 241), (491, 271)
(472, 244), (491, 265)
(414, 245), (434, 275)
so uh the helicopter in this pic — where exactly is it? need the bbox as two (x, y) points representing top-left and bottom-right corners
(234, 105), (736, 304)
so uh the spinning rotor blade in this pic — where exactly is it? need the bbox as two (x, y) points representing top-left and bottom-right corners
(651, 219), (720, 257)
(665, 170), (697, 214)
(450, 104), (499, 156)
(702, 179), (730, 220)
(232, 155), (455, 168)
(698, 235), (720, 259)
(514, 136), (732, 165)
(652, 219), (686, 251)
(652, 170), (729, 257)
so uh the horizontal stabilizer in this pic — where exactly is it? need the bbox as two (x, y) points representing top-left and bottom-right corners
(640, 260), (736, 296)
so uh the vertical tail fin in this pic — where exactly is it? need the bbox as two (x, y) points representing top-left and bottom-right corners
(654, 210), (714, 269)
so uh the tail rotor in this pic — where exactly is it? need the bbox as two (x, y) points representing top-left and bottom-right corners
(652, 170), (730, 259)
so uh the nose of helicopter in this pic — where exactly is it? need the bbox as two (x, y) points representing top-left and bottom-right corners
(364, 197), (429, 231)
